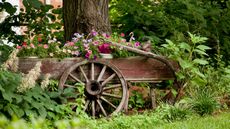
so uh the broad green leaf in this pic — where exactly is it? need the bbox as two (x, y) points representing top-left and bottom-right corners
(196, 45), (211, 51)
(179, 42), (191, 52)
(179, 60), (193, 69)
(194, 49), (208, 56)
(2, 92), (13, 103)
(165, 39), (174, 46)
(11, 104), (25, 117)
(193, 59), (209, 65)
(188, 32), (208, 44)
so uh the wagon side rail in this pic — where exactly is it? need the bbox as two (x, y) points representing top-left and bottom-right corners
(108, 41), (180, 88)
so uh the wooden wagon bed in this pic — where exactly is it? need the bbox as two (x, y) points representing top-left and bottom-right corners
(18, 56), (177, 82)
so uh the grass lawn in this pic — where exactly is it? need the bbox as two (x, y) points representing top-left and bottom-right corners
(86, 111), (230, 129)
(155, 112), (230, 129)
(1, 111), (229, 129)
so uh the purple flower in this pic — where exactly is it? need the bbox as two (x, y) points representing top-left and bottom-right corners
(91, 29), (98, 36)
(85, 51), (92, 59)
(98, 43), (111, 53)
(134, 42), (141, 47)
(87, 39), (92, 43)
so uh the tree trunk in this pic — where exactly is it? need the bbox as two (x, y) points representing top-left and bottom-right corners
(63, 0), (111, 41)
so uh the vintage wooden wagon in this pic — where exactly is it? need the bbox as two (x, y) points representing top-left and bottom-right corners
(18, 42), (179, 118)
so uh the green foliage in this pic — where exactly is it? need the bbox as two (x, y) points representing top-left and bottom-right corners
(0, 70), (73, 119)
(0, 111), (230, 129)
(0, 44), (13, 65)
(188, 89), (219, 116)
(155, 102), (191, 122)
(128, 91), (145, 109)
(161, 33), (210, 89)
(110, 0), (230, 63)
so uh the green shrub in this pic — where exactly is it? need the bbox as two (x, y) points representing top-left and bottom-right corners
(0, 45), (13, 65)
(155, 102), (191, 122)
(189, 89), (219, 116)
(0, 70), (74, 119)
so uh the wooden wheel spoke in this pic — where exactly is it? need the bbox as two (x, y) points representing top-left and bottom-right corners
(97, 66), (107, 82)
(102, 92), (122, 99)
(84, 100), (90, 111)
(64, 84), (77, 89)
(92, 100), (96, 118)
(103, 84), (121, 91)
(100, 96), (117, 109)
(91, 63), (95, 80)
(96, 99), (107, 117)
(69, 73), (84, 84)
(79, 66), (89, 82)
(101, 73), (116, 86)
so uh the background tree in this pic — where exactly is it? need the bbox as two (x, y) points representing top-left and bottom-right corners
(63, 0), (111, 41)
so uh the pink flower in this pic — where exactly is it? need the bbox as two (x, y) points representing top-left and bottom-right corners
(120, 33), (125, 37)
(134, 42), (141, 47)
(72, 51), (80, 56)
(91, 29), (98, 36)
(16, 45), (22, 49)
(102, 33), (110, 38)
(98, 43), (111, 53)
(43, 44), (49, 49)
(93, 41), (99, 45)
(74, 46), (79, 49)
(30, 43), (35, 48)
(87, 50), (92, 54)
(84, 43), (89, 48)
(121, 39), (126, 43)
(69, 42), (75, 46)
(85, 52), (91, 59)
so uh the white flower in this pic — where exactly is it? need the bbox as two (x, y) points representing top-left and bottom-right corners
(17, 61), (42, 92)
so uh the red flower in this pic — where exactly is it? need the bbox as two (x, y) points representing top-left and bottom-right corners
(22, 42), (27, 47)
(38, 37), (42, 42)
(120, 33), (125, 37)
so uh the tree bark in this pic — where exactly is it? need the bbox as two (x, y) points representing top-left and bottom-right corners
(63, 0), (111, 41)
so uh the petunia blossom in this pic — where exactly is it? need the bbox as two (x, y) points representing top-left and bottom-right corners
(22, 42), (27, 47)
(120, 33), (125, 37)
(134, 42), (141, 47)
(16, 45), (22, 49)
(98, 43), (111, 53)
(30, 43), (35, 48)
(91, 29), (98, 36)
(43, 44), (49, 49)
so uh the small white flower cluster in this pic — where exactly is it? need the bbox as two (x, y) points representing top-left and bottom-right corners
(1, 49), (19, 72)
(40, 73), (51, 90)
(17, 61), (42, 93)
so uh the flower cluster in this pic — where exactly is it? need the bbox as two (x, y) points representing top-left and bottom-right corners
(16, 30), (142, 59)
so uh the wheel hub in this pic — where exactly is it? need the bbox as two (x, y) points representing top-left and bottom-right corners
(86, 80), (102, 97)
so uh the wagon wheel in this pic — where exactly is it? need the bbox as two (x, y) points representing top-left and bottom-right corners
(59, 60), (128, 118)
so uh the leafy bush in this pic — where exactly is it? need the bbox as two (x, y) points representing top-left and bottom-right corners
(0, 44), (13, 64)
(155, 102), (191, 122)
(188, 89), (219, 116)
(0, 70), (74, 119)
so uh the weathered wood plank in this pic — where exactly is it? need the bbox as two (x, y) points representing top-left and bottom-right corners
(18, 57), (178, 81)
